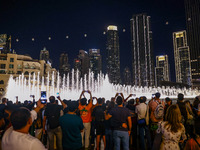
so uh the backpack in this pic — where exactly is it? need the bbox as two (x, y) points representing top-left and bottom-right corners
(94, 106), (105, 122)
(154, 101), (164, 119)
(46, 105), (61, 129)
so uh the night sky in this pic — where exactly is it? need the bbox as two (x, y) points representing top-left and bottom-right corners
(0, 0), (186, 82)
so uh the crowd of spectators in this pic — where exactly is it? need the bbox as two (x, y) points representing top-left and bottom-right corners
(0, 90), (200, 150)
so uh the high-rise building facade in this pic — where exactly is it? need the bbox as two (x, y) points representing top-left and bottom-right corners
(155, 55), (170, 87)
(59, 53), (70, 77)
(130, 14), (155, 87)
(89, 49), (102, 79)
(106, 25), (121, 84)
(40, 47), (50, 62)
(185, 0), (200, 84)
(74, 50), (89, 77)
(0, 34), (11, 54)
(123, 67), (132, 85)
(173, 31), (192, 86)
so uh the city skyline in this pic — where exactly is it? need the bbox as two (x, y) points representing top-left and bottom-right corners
(0, 0), (188, 82)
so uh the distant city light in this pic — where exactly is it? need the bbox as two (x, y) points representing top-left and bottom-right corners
(48, 37), (51, 40)
(103, 32), (106, 35)
(84, 34), (87, 37)
(16, 39), (19, 42)
(188, 18), (191, 21)
(123, 29), (126, 32)
(32, 38), (35, 41)
(166, 21), (169, 25)
(66, 35), (69, 39)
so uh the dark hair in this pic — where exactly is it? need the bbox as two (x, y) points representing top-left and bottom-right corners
(155, 92), (161, 98)
(10, 108), (31, 130)
(139, 96), (146, 103)
(128, 99), (134, 105)
(116, 96), (123, 105)
(68, 101), (78, 112)
(193, 97), (200, 109)
(165, 97), (171, 102)
(2, 98), (7, 103)
(178, 93), (184, 101)
(97, 98), (103, 104)
(49, 96), (55, 103)
(80, 98), (87, 105)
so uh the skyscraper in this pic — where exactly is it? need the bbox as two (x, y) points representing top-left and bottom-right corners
(89, 49), (102, 79)
(40, 47), (50, 63)
(59, 53), (70, 77)
(155, 55), (170, 87)
(130, 13), (154, 87)
(74, 50), (89, 77)
(106, 25), (121, 84)
(173, 31), (192, 86)
(123, 67), (132, 85)
(0, 34), (11, 54)
(185, 0), (200, 84)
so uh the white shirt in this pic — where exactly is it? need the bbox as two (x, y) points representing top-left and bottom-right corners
(135, 103), (147, 120)
(2, 110), (46, 150)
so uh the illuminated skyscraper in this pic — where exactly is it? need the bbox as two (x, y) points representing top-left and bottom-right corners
(123, 67), (132, 85)
(130, 13), (155, 87)
(185, 0), (200, 87)
(173, 31), (192, 85)
(40, 47), (50, 63)
(74, 50), (89, 78)
(59, 53), (70, 77)
(0, 34), (11, 54)
(89, 49), (102, 79)
(106, 25), (121, 84)
(155, 55), (170, 86)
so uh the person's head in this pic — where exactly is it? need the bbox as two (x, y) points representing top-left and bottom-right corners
(165, 97), (172, 105)
(165, 104), (182, 133)
(116, 96), (123, 105)
(128, 99), (134, 105)
(1, 98), (7, 104)
(177, 93), (184, 101)
(139, 96), (146, 103)
(68, 101), (78, 112)
(80, 98), (87, 106)
(49, 96), (56, 104)
(193, 97), (200, 109)
(135, 98), (140, 104)
(10, 108), (32, 131)
(107, 101), (115, 111)
(155, 92), (161, 99)
(97, 98), (103, 105)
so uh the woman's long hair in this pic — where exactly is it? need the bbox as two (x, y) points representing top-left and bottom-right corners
(165, 104), (183, 133)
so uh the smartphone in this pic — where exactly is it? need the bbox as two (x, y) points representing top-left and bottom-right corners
(41, 91), (47, 104)
(56, 92), (59, 97)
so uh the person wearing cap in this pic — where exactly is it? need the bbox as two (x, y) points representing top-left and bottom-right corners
(148, 92), (165, 141)
(59, 101), (83, 150)
(2, 100), (46, 150)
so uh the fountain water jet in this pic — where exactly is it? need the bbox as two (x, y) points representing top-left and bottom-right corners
(5, 70), (200, 102)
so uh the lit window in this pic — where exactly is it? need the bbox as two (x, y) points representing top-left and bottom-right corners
(10, 58), (14, 62)
(9, 64), (14, 69)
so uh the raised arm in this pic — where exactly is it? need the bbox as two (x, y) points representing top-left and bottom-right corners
(79, 90), (85, 101)
(57, 96), (67, 109)
(124, 94), (133, 102)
